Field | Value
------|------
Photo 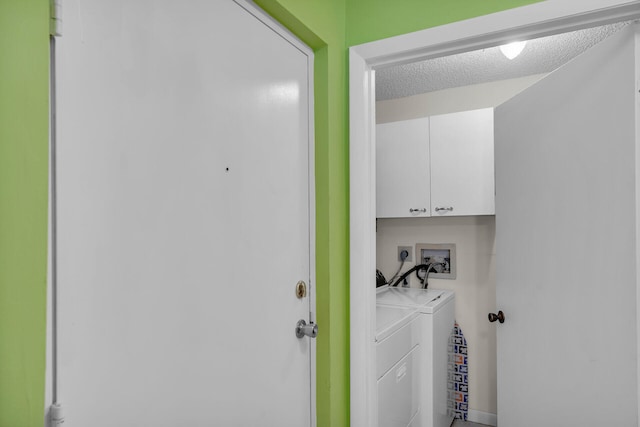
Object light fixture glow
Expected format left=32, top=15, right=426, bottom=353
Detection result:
left=500, top=41, right=527, bottom=60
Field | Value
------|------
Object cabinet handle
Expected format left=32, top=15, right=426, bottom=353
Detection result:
left=435, top=207, right=454, bottom=212
left=409, top=208, right=427, bottom=213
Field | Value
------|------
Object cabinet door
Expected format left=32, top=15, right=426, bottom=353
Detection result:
left=376, top=118, right=430, bottom=218
left=430, top=108, right=494, bottom=216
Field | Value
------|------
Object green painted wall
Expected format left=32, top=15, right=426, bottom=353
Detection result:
left=0, top=0, right=50, bottom=426
left=346, top=0, right=543, bottom=46
left=0, top=1, right=543, bottom=426
left=260, top=2, right=542, bottom=426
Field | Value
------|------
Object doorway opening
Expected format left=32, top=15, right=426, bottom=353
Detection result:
left=373, top=20, right=633, bottom=426
left=349, top=2, right=640, bottom=426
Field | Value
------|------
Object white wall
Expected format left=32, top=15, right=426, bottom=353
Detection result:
left=376, top=74, right=545, bottom=123
left=375, top=75, right=544, bottom=418
left=376, top=216, right=497, bottom=415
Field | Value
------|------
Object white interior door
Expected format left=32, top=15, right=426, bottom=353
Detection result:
left=494, top=24, right=638, bottom=426
left=55, top=1, right=314, bottom=426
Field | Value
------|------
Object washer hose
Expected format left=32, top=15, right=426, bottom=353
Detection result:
left=391, top=264, right=431, bottom=288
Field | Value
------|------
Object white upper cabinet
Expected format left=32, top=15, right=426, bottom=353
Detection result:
left=376, top=117, right=431, bottom=218
left=376, top=108, right=494, bottom=218
left=430, top=108, right=495, bottom=216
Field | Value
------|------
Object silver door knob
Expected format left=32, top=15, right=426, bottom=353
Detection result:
left=409, top=208, right=427, bottom=213
left=435, top=206, right=454, bottom=212
left=295, top=319, right=318, bottom=338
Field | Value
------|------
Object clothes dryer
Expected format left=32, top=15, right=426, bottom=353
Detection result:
left=377, top=287, right=455, bottom=427
left=376, top=305, right=421, bottom=427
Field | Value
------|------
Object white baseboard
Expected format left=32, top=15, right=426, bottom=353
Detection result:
left=468, top=409, right=497, bottom=426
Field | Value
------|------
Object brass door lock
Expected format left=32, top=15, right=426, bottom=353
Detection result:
left=295, top=281, right=307, bottom=299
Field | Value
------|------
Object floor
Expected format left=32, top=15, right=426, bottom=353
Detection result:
left=452, top=421, right=491, bottom=427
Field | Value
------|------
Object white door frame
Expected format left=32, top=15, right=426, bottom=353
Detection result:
left=348, top=1, right=640, bottom=426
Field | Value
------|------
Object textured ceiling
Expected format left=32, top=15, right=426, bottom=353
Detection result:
left=376, top=22, right=631, bottom=101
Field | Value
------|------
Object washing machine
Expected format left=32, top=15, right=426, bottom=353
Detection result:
left=376, top=305, right=421, bottom=427
left=376, top=286, right=455, bottom=427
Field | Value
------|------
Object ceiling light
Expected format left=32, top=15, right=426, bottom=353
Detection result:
left=500, top=41, right=527, bottom=60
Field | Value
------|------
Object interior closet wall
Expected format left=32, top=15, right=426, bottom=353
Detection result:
left=375, top=75, right=544, bottom=417
left=376, top=74, right=545, bottom=123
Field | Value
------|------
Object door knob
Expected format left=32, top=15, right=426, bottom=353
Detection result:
left=295, top=319, right=318, bottom=338
left=488, top=311, right=505, bottom=323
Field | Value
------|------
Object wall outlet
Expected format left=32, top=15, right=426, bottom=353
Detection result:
left=397, top=246, right=413, bottom=262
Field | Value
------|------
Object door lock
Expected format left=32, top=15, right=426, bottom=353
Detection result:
left=295, top=319, right=318, bottom=338
left=295, top=281, right=307, bottom=299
